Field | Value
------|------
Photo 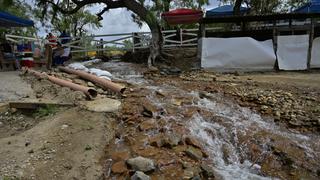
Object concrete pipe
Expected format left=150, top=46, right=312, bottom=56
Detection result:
left=59, top=66, right=126, bottom=94
left=26, top=69, right=97, bottom=99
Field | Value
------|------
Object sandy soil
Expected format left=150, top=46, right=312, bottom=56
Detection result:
left=0, top=70, right=118, bottom=180
left=0, top=107, right=115, bottom=179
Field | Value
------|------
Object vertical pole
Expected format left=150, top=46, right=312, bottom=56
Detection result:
left=199, top=23, right=206, bottom=38
left=84, top=36, right=87, bottom=57
left=180, top=28, right=183, bottom=46
left=273, top=20, right=279, bottom=70
left=45, top=44, right=52, bottom=70
left=307, top=18, right=314, bottom=70
left=197, top=23, right=206, bottom=69
left=132, top=33, right=135, bottom=53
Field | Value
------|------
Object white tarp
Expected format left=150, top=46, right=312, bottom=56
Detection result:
left=277, top=35, right=309, bottom=70
left=201, top=37, right=276, bottom=71
left=311, top=37, right=320, bottom=68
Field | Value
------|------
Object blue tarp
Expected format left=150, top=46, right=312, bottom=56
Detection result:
left=0, top=11, right=34, bottom=27
left=294, top=0, right=320, bottom=13
left=206, top=5, right=250, bottom=17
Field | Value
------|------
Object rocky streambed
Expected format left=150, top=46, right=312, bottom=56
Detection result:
left=93, top=62, right=320, bottom=180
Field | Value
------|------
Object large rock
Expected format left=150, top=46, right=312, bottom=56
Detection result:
left=111, top=151, right=130, bottom=161
left=131, top=171, right=151, bottom=180
left=80, top=98, right=121, bottom=112
left=126, top=156, right=155, bottom=172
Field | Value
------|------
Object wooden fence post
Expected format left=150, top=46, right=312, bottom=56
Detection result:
left=307, top=18, right=315, bottom=70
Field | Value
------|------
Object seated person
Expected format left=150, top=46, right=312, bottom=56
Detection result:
left=53, top=43, right=71, bottom=66
left=1, top=40, right=20, bottom=69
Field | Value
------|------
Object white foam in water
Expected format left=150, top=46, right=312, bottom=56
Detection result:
left=188, top=113, right=273, bottom=180
left=87, top=62, right=318, bottom=179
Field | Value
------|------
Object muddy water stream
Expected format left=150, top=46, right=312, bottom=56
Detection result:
left=97, top=61, right=320, bottom=179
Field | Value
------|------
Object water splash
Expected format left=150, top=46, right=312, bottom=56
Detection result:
left=94, top=61, right=319, bottom=180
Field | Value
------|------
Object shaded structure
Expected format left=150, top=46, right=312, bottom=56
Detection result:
left=294, top=0, right=320, bottom=13
left=0, top=11, right=34, bottom=27
left=206, top=5, right=250, bottom=17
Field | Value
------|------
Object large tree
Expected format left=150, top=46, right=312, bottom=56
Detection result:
left=36, top=0, right=209, bottom=66
left=37, top=0, right=165, bottom=66
left=51, top=8, right=102, bottom=37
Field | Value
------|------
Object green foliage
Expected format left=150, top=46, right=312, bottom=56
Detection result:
left=51, top=8, right=102, bottom=37
left=34, top=105, right=58, bottom=118
left=0, top=0, right=37, bottom=37
left=219, top=0, right=309, bottom=14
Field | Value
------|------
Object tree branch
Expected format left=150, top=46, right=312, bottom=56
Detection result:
left=45, top=0, right=102, bottom=14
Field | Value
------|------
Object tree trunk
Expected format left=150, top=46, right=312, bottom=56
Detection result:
left=234, top=0, right=244, bottom=15
left=123, top=0, right=162, bottom=67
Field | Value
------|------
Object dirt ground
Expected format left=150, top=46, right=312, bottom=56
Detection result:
left=0, top=65, right=319, bottom=180
left=0, top=71, right=117, bottom=179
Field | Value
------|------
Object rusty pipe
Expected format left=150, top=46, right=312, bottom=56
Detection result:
left=59, top=66, right=126, bottom=94
left=26, top=69, right=97, bottom=99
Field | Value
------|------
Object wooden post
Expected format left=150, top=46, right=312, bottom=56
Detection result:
left=273, top=20, right=279, bottom=70
left=132, top=33, right=135, bottom=53
left=180, top=28, right=183, bottom=46
left=199, top=23, right=206, bottom=38
left=307, top=18, right=315, bottom=70
left=45, top=44, right=52, bottom=70
left=197, top=23, right=205, bottom=69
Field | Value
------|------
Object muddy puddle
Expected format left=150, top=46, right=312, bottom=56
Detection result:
left=95, top=61, right=320, bottom=179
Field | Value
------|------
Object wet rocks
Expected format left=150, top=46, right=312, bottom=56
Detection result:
left=131, top=171, right=150, bottom=180
left=111, top=161, right=128, bottom=174
left=111, top=151, right=130, bottom=161
left=200, top=163, right=215, bottom=178
left=149, top=133, right=182, bottom=149
left=126, top=156, right=155, bottom=172
left=141, top=102, right=157, bottom=118
left=139, top=119, right=157, bottom=131
left=185, top=146, right=203, bottom=160
left=149, top=134, right=164, bottom=148
left=163, top=133, right=182, bottom=148
left=185, top=136, right=202, bottom=149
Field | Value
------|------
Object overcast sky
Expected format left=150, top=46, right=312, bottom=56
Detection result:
left=91, top=0, right=220, bottom=35
left=28, top=0, right=221, bottom=37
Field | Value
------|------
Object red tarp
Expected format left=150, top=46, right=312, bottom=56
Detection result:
left=161, top=8, right=203, bottom=25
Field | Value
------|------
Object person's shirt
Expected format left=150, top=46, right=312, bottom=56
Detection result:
left=2, top=42, right=12, bottom=53
left=47, top=35, right=57, bottom=47
left=61, top=47, right=70, bottom=57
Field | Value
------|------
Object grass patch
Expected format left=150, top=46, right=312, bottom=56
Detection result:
left=33, top=105, right=58, bottom=118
